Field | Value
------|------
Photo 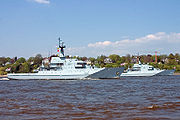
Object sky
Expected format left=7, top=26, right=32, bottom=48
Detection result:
left=0, top=0, right=180, bottom=58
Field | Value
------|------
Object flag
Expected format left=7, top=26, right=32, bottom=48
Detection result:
left=57, top=48, right=60, bottom=52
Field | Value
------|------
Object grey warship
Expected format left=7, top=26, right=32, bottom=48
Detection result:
left=8, top=38, right=124, bottom=80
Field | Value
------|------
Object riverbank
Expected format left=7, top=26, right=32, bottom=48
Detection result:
left=0, top=75, right=7, bottom=78
left=174, top=72, right=180, bottom=75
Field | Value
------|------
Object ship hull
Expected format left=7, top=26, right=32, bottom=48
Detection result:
left=8, top=74, right=88, bottom=80
left=121, top=69, right=175, bottom=77
left=155, top=69, right=175, bottom=76
left=87, top=67, right=124, bottom=79
left=8, top=67, right=124, bottom=80
left=121, top=70, right=164, bottom=77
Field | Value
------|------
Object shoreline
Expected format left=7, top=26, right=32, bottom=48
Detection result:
left=0, top=75, right=7, bottom=78
left=174, top=73, right=180, bottom=75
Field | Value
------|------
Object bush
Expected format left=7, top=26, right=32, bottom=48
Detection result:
left=175, top=65, right=180, bottom=72
left=18, top=62, right=30, bottom=73
left=0, top=67, right=7, bottom=75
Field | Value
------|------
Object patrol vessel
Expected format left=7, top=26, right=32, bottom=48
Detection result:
left=8, top=38, right=124, bottom=80
left=121, top=61, right=175, bottom=77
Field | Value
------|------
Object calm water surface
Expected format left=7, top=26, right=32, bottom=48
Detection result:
left=0, top=76, right=180, bottom=120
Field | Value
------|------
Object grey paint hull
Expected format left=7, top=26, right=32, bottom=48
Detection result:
left=8, top=74, right=88, bottom=80
left=87, top=67, right=124, bottom=79
left=8, top=67, right=125, bottom=80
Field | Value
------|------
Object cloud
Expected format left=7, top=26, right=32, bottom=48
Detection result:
left=65, top=32, right=180, bottom=57
left=33, top=0, right=50, bottom=4
left=88, top=41, right=112, bottom=47
left=88, top=32, right=180, bottom=48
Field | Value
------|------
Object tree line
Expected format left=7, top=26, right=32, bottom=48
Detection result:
left=0, top=53, right=180, bottom=75
left=77, top=53, right=180, bottom=72
left=0, top=54, right=43, bottom=75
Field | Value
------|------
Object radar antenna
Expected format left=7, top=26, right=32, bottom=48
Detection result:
left=58, top=37, right=66, bottom=57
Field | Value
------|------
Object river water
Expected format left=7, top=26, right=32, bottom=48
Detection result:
left=0, top=76, right=180, bottom=120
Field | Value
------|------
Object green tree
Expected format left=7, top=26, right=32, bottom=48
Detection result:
left=109, top=54, right=120, bottom=63
left=97, top=55, right=107, bottom=65
left=175, top=53, right=180, bottom=59
left=27, top=57, right=34, bottom=63
left=159, top=54, right=167, bottom=64
left=175, top=65, right=180, bottom=72
left=168, top=59, right=177, bottom=65
left=105, top=63, right=113, bottom=68
left=16, top=57, right=26, bottom=63
left=11, top=62, right=20, bottom=73
left=174, top=53, right=180, bottom=64
left=119, top=56, right=126, bottom=63
left=143, top=55, right=153, bottom=63
left=18, top=62, right=30, bottom=73
left=125, top=54, right=131, bottom=63
left=0, top=57, right=8, bottom=67
left=34, top=54, right=43, bottom=66
left=168, top=53, right=175, bottom=59
left=124, top=63, right=133, bottom=69
left=89, top=57, right=96, bottom=65
left=6, top=57, right=11, bottom=63
left=0, top=67, right=7, bottom=75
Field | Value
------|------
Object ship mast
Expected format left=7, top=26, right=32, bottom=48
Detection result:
left=58, top=37, right=66, bottom=57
